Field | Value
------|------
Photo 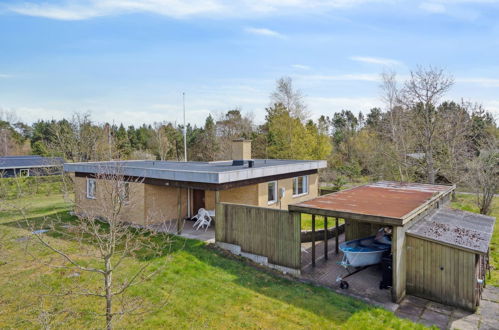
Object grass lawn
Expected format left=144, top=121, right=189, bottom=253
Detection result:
left=301, top=214, right=345, bottom=231
left=451, top=193, right=499, bottom=287
left=0, top=195, right=428, bottom=329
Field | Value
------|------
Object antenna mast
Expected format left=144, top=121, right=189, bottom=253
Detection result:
left=183, top=92, right=187, bottom=162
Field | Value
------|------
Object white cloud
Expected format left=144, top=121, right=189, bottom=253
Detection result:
left=350, top=56, right=403, bottom=66
left=419, top=2, right=447, bottom=13
left=5, top=0, right=386, bottom=20
left=456, top=77, right=499, bottom=87
left=291, top=64, right=311, bottom=70
left=0, top=74, right=13, bottom=78
left=244, top=27, right=284, bottom=38
left=6, top=0, right=226, bottom=20
left=298, top=73, right=380, bottom=82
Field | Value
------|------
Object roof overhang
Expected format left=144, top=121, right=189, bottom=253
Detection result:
left=64, top=160, right=326, bottom=185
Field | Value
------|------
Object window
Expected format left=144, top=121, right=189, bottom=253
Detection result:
left=267, top=181, right=277, bottom=204
left=293, top=175, right=309, bottom=196
left=118, top=181, right=130, bottom=203
left=86, top=178, right=96, bottom=199
left=19, top=169, right=30, bottom=177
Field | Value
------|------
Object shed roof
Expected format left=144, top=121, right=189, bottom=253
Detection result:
left=289, top=181, right=454, bottom=225
left=64, top=159, right=327, bottom=184
left=0, top=156, right=64, bottom=169
left=407, top=207, right=496, bottom=254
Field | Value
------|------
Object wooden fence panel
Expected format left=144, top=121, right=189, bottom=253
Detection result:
left=216, top=203, right=301, bottom=270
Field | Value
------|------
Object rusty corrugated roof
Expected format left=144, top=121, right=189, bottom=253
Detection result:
left=407, top=207, right=496, bottom=254
left=293, top=181, right=453, bottom=220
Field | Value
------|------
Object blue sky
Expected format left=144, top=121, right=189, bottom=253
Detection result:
left=0, top=0, right=498, bottom=127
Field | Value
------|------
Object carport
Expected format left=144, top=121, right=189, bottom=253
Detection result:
left=289, top=181, right=455, bottom=304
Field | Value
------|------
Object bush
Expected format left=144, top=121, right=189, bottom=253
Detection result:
left=0, top=175, right=64, bottom=199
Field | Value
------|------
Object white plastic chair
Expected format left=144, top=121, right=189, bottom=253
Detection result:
left=192, top=208, right=212, bottom=231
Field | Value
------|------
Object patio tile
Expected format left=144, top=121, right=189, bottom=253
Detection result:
left=397, top=300, right=424, bottom=317
left=404, top=295, right=430, bottom=308
left=421, top=309, right=450, bottom=330
left=449, top=318, right=478, bottom=330
left=427, top=301, right=454, bottom=316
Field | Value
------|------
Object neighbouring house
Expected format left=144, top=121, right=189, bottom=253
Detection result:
left=0, top=155, right=64, bottom=178
left=63, top=139, right=327, bottom=230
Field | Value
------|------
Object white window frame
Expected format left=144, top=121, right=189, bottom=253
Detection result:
left=293, top=175, right=309, bottom=197
left=19, top=169, right=30, bottom=177
left=118, top=181, right=130, bottom=203
left=267, top=181, right=278, bottom=205
left=86, top=178, right=96, bottom=199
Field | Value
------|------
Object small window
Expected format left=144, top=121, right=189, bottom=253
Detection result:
left=268, top=181, right=277, bottom=204
left=293, top=175, right=309, bottom=196
left=86, top=178, right=96, bottom=199
left=19, top=169, right=30, bottom=177
left=118, top=181, right=130, bottom=203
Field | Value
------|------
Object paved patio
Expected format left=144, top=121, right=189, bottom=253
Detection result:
left=300, top=235, right=396, bottom=310
left=149, top=219, right=215, bottom=242
left=395, top=286, right=499, bottom=329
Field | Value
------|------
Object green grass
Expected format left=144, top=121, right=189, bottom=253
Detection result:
left=451, top=193, right=499, bottom=287
left=301, top=214, right=345, bottom=231
left=0, top=175, right=64, bottom=200
left=0, top=195, right=427, bottom=329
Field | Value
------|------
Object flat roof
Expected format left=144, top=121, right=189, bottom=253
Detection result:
left=407, top=207, right=496, bottom=254
left=0, top=156, right=64, bottom=169
left=64, top=159, right=327, bottom=184
left=289, top=181, right=454, bottom=225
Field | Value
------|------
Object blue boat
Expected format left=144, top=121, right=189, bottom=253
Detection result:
left=339, top=236, right=391, bottom=267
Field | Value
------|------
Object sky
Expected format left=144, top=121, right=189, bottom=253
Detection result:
left=0, top=0, right=498, bottom=127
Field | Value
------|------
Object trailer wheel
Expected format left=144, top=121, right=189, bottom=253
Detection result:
left=340, top=281, right=349, bottom=289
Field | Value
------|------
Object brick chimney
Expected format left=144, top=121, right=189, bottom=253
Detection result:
left=231, top=139, right=252, bottom=161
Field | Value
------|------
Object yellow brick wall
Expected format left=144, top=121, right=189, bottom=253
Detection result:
left=257, top=173, right=318, bottom=210
left=74, top=176, right=145, bottom=224
left=144, top=185, right=188, bottom=224
left=73, top=172, right=319, bottom=224
left=205, top=184, right=259, bottom=210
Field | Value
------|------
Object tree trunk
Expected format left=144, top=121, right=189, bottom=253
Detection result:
left=105, top=258, right=113, bottom=330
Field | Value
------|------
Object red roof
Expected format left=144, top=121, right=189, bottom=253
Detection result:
left=293, top=181, right=453, bottom=220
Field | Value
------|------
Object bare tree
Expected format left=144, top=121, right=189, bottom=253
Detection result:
left=380, top=70, right=412, bottom=181
left=27, top=166, right=171, bottom=329
left=401, top=66, right=454, bottom=184
left=152, top=122, right=171, bottom=160
left=466, top=135, right=498, bottom=215
left=271, top=76, right=309, bottom=121
left=50, top=112, right=104, bottom=162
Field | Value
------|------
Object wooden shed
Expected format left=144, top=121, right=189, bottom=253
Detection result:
left=406, top=207, right=495, bottom=311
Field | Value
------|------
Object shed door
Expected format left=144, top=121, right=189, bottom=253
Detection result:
left=193, top=189, right=205, bottom=214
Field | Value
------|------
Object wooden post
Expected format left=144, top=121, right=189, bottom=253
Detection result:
left=176, top=187, right=182, bottom=235
left=324, top=216, right=328, bottom=260
left=335, top=217, right=339, bottom=254
left=312, top=214, right=316, bottom=267
left=215, top=190, right=220, bottom=204
left=392, top=225, right=406, bottom=303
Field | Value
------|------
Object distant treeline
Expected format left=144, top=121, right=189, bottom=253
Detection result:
left=1, top=70, right=498, bottom=209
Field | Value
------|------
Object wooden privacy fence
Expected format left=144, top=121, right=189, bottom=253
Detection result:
left=215, top=203, right=301, bottom=270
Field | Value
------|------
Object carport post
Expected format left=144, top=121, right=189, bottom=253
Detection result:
left=324, top=216, right=328, bottom=260
left=312, top=214, right=316, bottom=267
left=392, top=225, right=406, bottom=303
left=335, top=217, right=339, bottom=254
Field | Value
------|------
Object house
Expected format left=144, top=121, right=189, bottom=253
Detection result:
left=63, top=139, right=327, bottom=230
left=0, top=155, right=64, bottom=178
